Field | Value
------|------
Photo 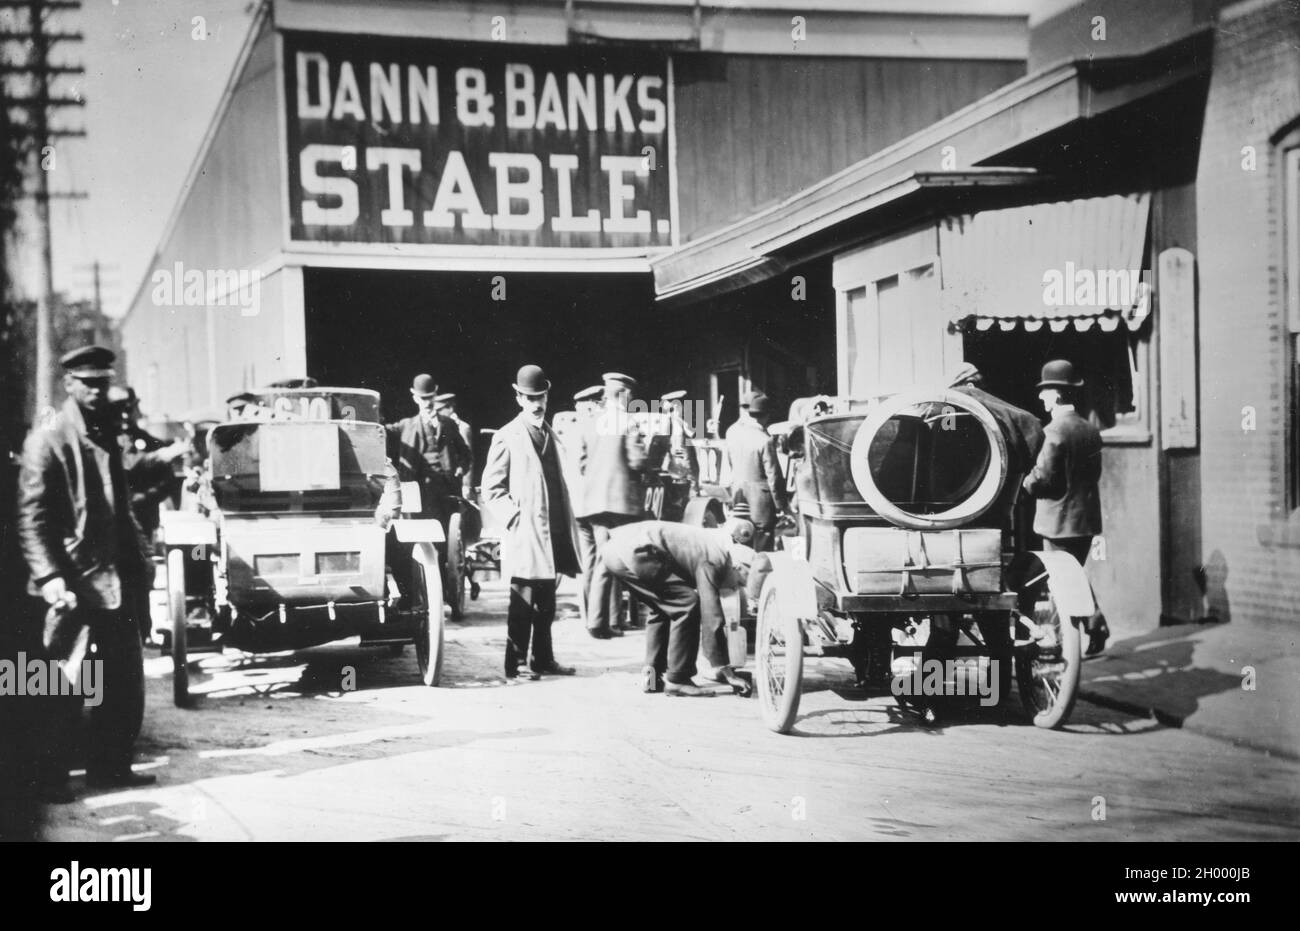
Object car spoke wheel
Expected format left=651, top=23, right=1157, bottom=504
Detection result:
left=1015, top=594, right=1081, bottom=729
left=412, top=543, right=445, bottom=686
left=755, top=582, right=804, bottom=734
left=167, top=548, right=190, bottom=708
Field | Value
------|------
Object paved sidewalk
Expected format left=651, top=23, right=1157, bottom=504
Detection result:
left=1078, top=619, right=1300, bottom=760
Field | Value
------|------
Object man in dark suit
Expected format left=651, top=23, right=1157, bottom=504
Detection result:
left=1022, top=359, right=1109, bottom=655
left=17, top=346, right=156, bottom=798
left=576, top=372, right=648, bottom=638
left=724, top=391, right=788, bottom=552
left=481, top=365, right=581, bottom=679
left=602, top=520, right=756, bottom=696
left=385, top=374, right=472, bottom=601
left=433, top=392, right=475, bottom=500
left=949, top=363, right=1045, bottom=543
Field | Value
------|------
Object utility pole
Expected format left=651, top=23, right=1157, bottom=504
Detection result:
left=1, top=0, right=85, bottom=422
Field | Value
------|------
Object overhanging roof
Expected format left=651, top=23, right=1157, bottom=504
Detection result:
left=650, top=28, right=1211, bottom=303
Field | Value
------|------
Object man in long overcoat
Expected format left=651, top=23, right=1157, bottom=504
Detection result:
left=481, top=365, right=582, bottom=679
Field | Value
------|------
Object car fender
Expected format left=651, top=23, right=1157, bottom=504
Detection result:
left=393, top=519, right=446, bottom=544
left=762, top=551, right=817, bottom=619
left=1031, top=549, right=1096, bottom=618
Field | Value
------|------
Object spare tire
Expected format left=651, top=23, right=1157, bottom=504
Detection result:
left=848, top=388, right=1008, bottom=530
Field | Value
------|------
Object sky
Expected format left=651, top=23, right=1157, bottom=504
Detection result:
left=11, top=0, right=257, bottom=317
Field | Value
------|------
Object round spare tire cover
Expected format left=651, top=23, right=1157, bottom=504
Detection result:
left=848, top=388, right=1008, bottom=530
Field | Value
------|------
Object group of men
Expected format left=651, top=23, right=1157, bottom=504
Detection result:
left=5, top=342, right=1109, bottom=819
left=479, top=366, right=761, bottom=695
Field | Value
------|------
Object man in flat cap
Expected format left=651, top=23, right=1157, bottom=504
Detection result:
left=724, top=391, right=788, bottom=552
left=17, top=345, right=156, bottom=797
left=1022, top=359, right=1109, bottom=655
left=385, top=374, right=472, bottom=599
left=481, top=365, right=582, bottom=678
left=948, top=362, right=1045, bottom=537
left=575, top=372, right=649, bottom=638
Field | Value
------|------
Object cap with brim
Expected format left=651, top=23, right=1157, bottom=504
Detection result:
left=433, top=392, right=456, bottom=404
left=573, top=385, right=603, bottom=402
left=602, top=372, right=637, bottom=389
left=660, top=389, right=686, bottom=402
left=60, top=345, right=115, bottom=378
left=741, top=391, right=771, bottom=414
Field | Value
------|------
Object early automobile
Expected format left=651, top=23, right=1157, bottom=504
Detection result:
left=751, top=388, right=1096, bottom=734
left=158, top=386, right=450, bottom=707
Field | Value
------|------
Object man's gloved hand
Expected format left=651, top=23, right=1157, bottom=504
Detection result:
left=40, top=577, right=77, bottom=609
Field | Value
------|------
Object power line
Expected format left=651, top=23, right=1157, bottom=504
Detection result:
left=1, top=0, right=85, bottom=419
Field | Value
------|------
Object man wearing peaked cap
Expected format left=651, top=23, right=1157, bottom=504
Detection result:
left=602, top=372, right=637, bottom=390
left=1022, top=359, right=1109, bottom=656
left=652, top=389, right=700, bottom=492
left=725, top=391, right=788, bottom=552
left=17, top=345, right=157, bottom=796
left=578, top=370, right=649, bottom=637
left=434, top=392, right=475, bottom=500
left=552, top=384, right=605, bottom=623
left=60, top=344, right=116, bottom=378
left=481, top=365, right=581, bottom=679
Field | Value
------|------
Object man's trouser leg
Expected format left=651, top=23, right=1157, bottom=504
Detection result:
left=86, top=608, right=146, bottom=778
left=746, top=484, right=778, bottom=553
left=605, top=558, right=700, bottom=685
left=507, top=578, right=557, bottom=673
left=699, top=597, right=731, bottom=671
left=1043, top=536, right=1106, bottom=635
left=576, top=517, right=597, bottom=626
left=527, top=580, right=557, bottom=671
left=586, top=514, right=637, bottom=633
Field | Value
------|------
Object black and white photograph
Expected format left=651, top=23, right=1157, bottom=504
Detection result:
left=0, top=0, right=1296, bottom=877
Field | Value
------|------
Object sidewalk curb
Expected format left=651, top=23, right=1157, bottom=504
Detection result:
left=1076, top=689, right=1300, bottom=762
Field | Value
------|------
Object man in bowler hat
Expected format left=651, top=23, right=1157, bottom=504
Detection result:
left=386, top=374, right=472, bottom=600
left=1022, top=359, right=1109, bottom=655
left=481, top=365, right=581, bottom=679
left=17, top=345, right=156, bottom=797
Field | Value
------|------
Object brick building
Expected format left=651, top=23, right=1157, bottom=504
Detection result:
left=1195, top=0, right=1300, bottom=625
left=651, top=0, right=1300, bottom=629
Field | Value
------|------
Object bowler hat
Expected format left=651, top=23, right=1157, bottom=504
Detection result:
left=60, top=345, right=115, bottom=378
left=741, top=391, right=771, bottom=415
left=410, top=374, right=438, bottom=397
left=513, top=364, right=551, bottom=395
left=1037, top=359, right=1084, bottom=389
left=602, top=372, right=637, bottom=389
left=573, top=385, right=602, bottom=402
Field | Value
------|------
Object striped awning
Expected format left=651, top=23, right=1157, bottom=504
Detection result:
left=940, top=193, right=1152, bottom=333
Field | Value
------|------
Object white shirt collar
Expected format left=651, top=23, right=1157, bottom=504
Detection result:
left=1051, top=403, right=1076, bottom=419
